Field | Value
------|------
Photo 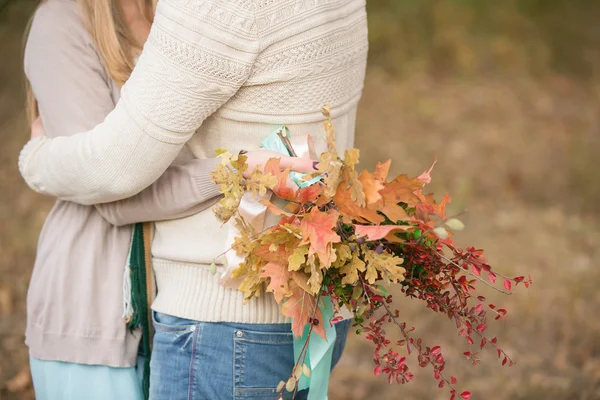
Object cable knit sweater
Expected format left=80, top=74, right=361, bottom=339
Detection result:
left=19, top=0, right=368, bottom=324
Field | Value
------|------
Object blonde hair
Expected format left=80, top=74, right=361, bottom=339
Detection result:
left=25, top=0, right=158, bottom=123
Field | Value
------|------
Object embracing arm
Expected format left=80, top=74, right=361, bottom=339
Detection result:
left=20, top=0, right=222, bottom=224
left=19, top=0, right=259, bottom=205
left=94, top=158, right=220, bottom=226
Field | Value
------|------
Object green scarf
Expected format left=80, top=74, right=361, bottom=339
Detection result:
left=127, top=223, right=152, bottom=400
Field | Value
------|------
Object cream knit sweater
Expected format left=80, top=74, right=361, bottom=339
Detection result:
left=20, top=0, right=368, bottom=324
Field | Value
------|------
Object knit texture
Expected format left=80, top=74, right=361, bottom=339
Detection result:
left=20, top=0, right=369, bottom=325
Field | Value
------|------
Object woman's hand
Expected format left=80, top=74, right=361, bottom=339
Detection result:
left=243, top=150, right=316, bottom=178
left=30, top=117, right=45, bottom=139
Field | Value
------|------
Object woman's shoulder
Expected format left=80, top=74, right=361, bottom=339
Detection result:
left=27, top=0, right=93, bottom=52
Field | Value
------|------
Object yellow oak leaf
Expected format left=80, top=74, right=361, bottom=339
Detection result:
left=340, top=256, right=366, bottom=285
left=288, top=245, right=309, bottom=271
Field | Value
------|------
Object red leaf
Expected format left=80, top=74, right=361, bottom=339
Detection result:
left=504, top=279, right=512, bottom=291
left=467, top=336, right=474, bottom=345
left=460, top=391, right=472, bottom=399
left=472, top=265, right=481, bottom=276
left=476, top=323, right=487, bottom=333
left=438, top=380, right=445, bottom=388
left=488, top=272, right=496, bottom=284
left=374, top=366, right=382, bottom=376
left=502, top=357, right=507, bottom=366
left=431, top=346, right=442, bottom=355
left=480, top=337, right=487, bottom=349
left=450, top=376, right=457, bottom=385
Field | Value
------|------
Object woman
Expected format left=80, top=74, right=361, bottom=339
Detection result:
left=20, top=0, right=367, bottom=398
left=23, top=0, right=319, bottom=399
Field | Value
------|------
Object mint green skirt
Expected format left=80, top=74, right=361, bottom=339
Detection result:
left=29, top=355, right=144, bottom=400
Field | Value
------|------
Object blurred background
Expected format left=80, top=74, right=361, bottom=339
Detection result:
left=1, top=0, right=599, bottom=399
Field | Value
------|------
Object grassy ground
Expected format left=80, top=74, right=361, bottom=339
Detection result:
left=1, top=1, right=600, bottom=399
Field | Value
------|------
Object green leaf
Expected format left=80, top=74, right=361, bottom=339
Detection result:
left=374, top=285, right=389, bottom=297
left=351, top=285, right=363, bottom=301
left=209, top=263, right=217, bottom=275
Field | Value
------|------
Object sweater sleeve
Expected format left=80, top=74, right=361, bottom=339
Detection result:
left=19, top=0, right=259, bottom=205
left=94, top=158, right=220, bottom=226
left=20, top=0, right=222, bottom=224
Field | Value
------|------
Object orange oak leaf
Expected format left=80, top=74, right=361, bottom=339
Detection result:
left=377, top=200, right=411, bottom=223
left=373, top=160, right=391, bottom=183
left=358, top=170, right=384, bottom=205
left=334, top=180, right=384, bottom=224
left=259, top=262, right=292, bottom=303
left=282, top=280, right=326, bottom=339
left=300, top=208, right=342, bottom=266
left=264, top=158, right=295, bottom=200
left=284, top=202, right=301, bottom=214
left=378, top=174, right=425, bottom=207
left=254, top=243, right=292, bottom=265
left=260, top=199, right=293, bottom=217
left=296, top=184, right=322, bottom=204
left=416, top=192, right=451, bottom=220
left=354, top=224, right=412, bottom=241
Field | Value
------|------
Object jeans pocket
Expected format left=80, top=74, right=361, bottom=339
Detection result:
left=233, top=327, right=295, bottom=399
left=151, top=311, right=199, bottom=353
left=152, top=311, right=197, bottom=333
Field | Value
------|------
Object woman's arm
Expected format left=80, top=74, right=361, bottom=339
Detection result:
left=19, top=0, right=260, bottom=205
left=94, top=158, right=220, bottom=226
left=21, top=1, right=222, bottom=225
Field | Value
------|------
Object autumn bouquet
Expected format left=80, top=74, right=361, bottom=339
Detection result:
left=210, top=107, right=531, bottom=400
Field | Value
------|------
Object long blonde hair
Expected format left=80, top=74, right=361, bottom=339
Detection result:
left=25, top=0, right=158, bottom=123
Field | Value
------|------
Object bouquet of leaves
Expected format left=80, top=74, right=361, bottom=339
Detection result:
left=210, top=106, right=531, bottom=399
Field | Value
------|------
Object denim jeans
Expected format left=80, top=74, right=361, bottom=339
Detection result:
left=150, top=311, right=351, bottom=400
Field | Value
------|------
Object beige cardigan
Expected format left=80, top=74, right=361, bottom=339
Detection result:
left=20, top=0, right=367, bottom=333
left=23, top=0, right=220, bottom=367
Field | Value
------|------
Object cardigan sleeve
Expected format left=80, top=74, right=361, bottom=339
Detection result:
left=19, top=0, right=259, bottom=205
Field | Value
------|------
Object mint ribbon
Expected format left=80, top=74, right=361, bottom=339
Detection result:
left=259, top=126, right=321, bottom=188
left=293, top=296, right=336, bottom=400
left=260, top=127, right=335, bottom=399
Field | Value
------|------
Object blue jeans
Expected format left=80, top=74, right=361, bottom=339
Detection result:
left=150, top=312, right=351, bottom=400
